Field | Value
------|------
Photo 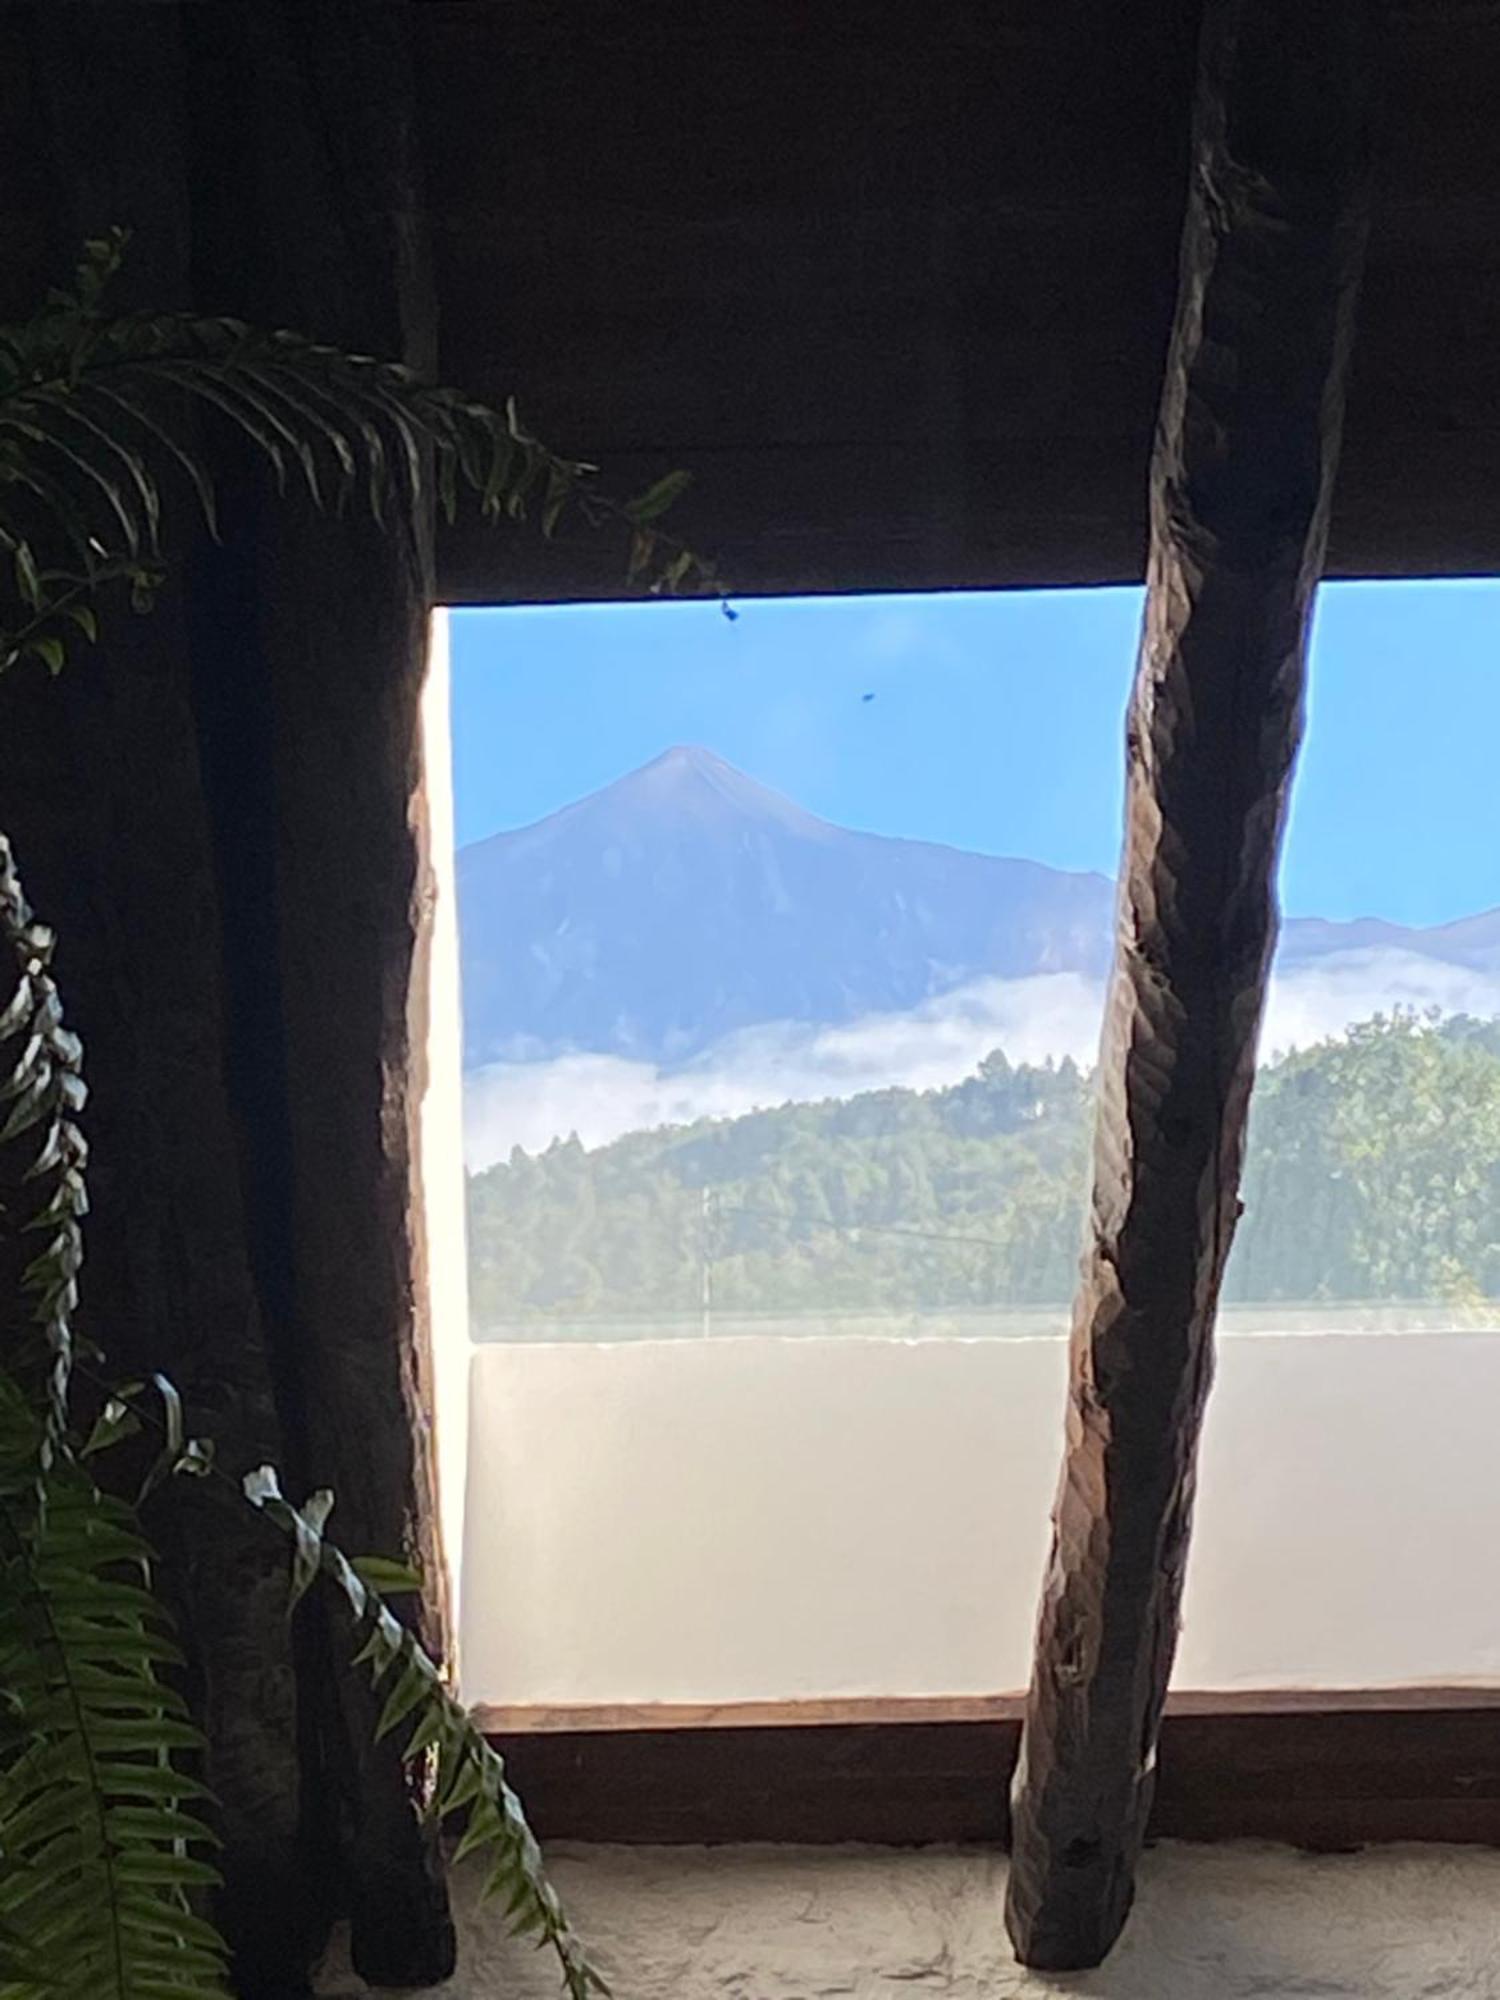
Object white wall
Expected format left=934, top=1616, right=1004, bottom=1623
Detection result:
left=461, top=1329, right=1500, bottom=1705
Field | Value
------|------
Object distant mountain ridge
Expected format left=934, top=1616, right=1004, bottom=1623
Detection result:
left=456, top=745, right=1500, bottom=1070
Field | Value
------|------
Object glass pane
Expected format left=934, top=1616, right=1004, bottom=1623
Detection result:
left=446, top=582, right=1500, bottom=1707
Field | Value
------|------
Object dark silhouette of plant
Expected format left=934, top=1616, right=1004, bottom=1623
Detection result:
left=0, top=231, right=682, bottom=1998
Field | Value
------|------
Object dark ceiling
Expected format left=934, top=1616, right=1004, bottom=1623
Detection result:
left=417, top=1, right=1500, bottom=601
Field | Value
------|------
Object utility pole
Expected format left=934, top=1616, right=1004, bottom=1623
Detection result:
left=700, top=1186, right=715, bottom=1339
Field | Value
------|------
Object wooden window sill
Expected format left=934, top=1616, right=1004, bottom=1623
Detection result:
left=479, top=1692, right=1500, bottom=1848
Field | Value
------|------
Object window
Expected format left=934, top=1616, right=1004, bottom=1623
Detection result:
left=432, top=582, right=1500, bottom=1722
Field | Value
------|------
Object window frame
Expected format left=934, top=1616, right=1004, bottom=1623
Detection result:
left=438, top=597, right=1500, bottom=1850
left=480, top=1692, right=1500, bottom=1847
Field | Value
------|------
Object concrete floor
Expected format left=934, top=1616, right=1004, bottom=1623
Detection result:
left=316, top=1841, right=1500, bottom=1998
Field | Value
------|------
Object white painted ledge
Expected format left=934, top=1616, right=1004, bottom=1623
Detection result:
left=461, top=1329, right=1500, bottom=1706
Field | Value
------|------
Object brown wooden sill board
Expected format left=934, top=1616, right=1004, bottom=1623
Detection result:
left=476, top=1688, right=1500, bottom=1735
left=479, top=1692, right=1500, bottom=1848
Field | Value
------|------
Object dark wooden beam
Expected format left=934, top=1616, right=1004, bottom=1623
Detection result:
left=473, top=1689, right=1500, bottom=1736
left=1, top=7, right=456, bottom=1992
left=480, top=1697, right=1500, bottom=1850
left=178, top=5, right=456, bottom=1988
left=407, top=0, right=1500, bottom=599
left=1003, top=0, right=1382, bottom=1971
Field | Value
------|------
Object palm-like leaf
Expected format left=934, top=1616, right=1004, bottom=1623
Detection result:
left=0, top=234, right=613, bottom=2000
left=0, top=1373, right=229, bottom=2000
left=0, top=835, right=87, bottom=1466
left=0, top=229, right=718, bottom=679
left=0, top=837, right=225, bottom=2000
left=244, top=1470, right=609, bottom=1999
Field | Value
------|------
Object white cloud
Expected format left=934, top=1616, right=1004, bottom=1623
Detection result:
left=461, top=947, right=1500, bottom=1171
left=462, top=972, right=1103, bottom=1170
left=1261, top=948, right=1500, bottom=1057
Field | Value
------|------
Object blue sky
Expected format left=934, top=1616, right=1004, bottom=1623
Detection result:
left=449, top=580, right=1500, bottom=928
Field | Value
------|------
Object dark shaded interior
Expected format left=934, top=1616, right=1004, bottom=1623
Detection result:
left=418, top=0, right=1500, bottom=598
left=0, top=1, right=1496, bottom=1990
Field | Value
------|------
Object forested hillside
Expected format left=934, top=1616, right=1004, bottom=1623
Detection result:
left=465, top=1012, right=1500, bottom=1324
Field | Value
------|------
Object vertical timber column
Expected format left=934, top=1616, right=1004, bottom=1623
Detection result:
left=5, top=11, right=324, bottom=1994
left=1005, top=0, right=1381, bottom=1971
left=180, top=3, right=455, bottom=1986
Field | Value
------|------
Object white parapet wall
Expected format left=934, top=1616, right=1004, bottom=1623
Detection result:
left=461, top=1328, right=1500, bottom=1706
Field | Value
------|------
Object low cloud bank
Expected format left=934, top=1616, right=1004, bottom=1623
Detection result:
left=1259, top=948, right=1500, bottom=1056
left=463, top=973, right=1103, bottom=1168
left=462, top=948, right=1500, bottom=1172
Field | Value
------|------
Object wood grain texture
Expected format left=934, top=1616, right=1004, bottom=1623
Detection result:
left=475, top=1689, right=1500, bottom=1735
left=5, top=4, right=1499, bottom=597
left=483, top=1703, right=1500, bottom=1850
left=406, top=0, right=1500, bottom=598
left=476, top=1697, right=1028, bottom=1733
left=0, top=15, right=326, bottom=1993
left=1004, top=0, right=1382, bottom=1971
left=178, top=4, right=456, bottom=1988
left=0, top=6, right=454, bottom=1992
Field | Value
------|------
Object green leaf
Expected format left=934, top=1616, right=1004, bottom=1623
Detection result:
left=627, top=528, right=655, bottom=582
left=624, top=468, right=692, bottom=525
left=11, top=542, right=40, bottom=610
left=135, top=1374, right=191, bottom=1503
left=0, top=232, right=711, bottom=2000
left=350, top=1555, right=422, bottom=1595
left=374, top=1652, right=430, bottom=1742
left=80, top=1396, right=142, bottom=1460
left=83, top=382, right=221, bottom=541
left=0, top=264, right=719, bottom=698
left=248, top=1473, right=607, bottom=1995
left=171, top=1438, right=214, bottom=1482
left=0, top=1382, right=231, bottom=1998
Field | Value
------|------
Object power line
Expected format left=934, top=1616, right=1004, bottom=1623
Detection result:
left=693, top=1191, right=1010, bottom=1337
left=709, top=1196, right=1012, bottom=1253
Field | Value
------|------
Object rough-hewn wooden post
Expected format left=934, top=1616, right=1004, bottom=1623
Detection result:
left=3, top=6, right=456, bottom=1992
left=179, top=4, right=456, bottom=1987
left=1005, top=0, right=1381, bottom=1970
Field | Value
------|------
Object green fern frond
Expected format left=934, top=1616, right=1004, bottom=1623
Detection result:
left=0, top=1370, right=229, bottom=2000
left=0, top=834, right=87, bottom=1469
left=0, top=838, right=226, bottom=1999
left=0, top=227, right=722, bottom=679
left=0, top=234, right=613, bottom=1998
left=244, top=1469, right=610, bottom=2000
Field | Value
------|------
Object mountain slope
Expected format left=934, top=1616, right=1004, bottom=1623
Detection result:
left=457, top=747, right=1116, bottom=1065
left=456, top=745, right=1500, bottom=1069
